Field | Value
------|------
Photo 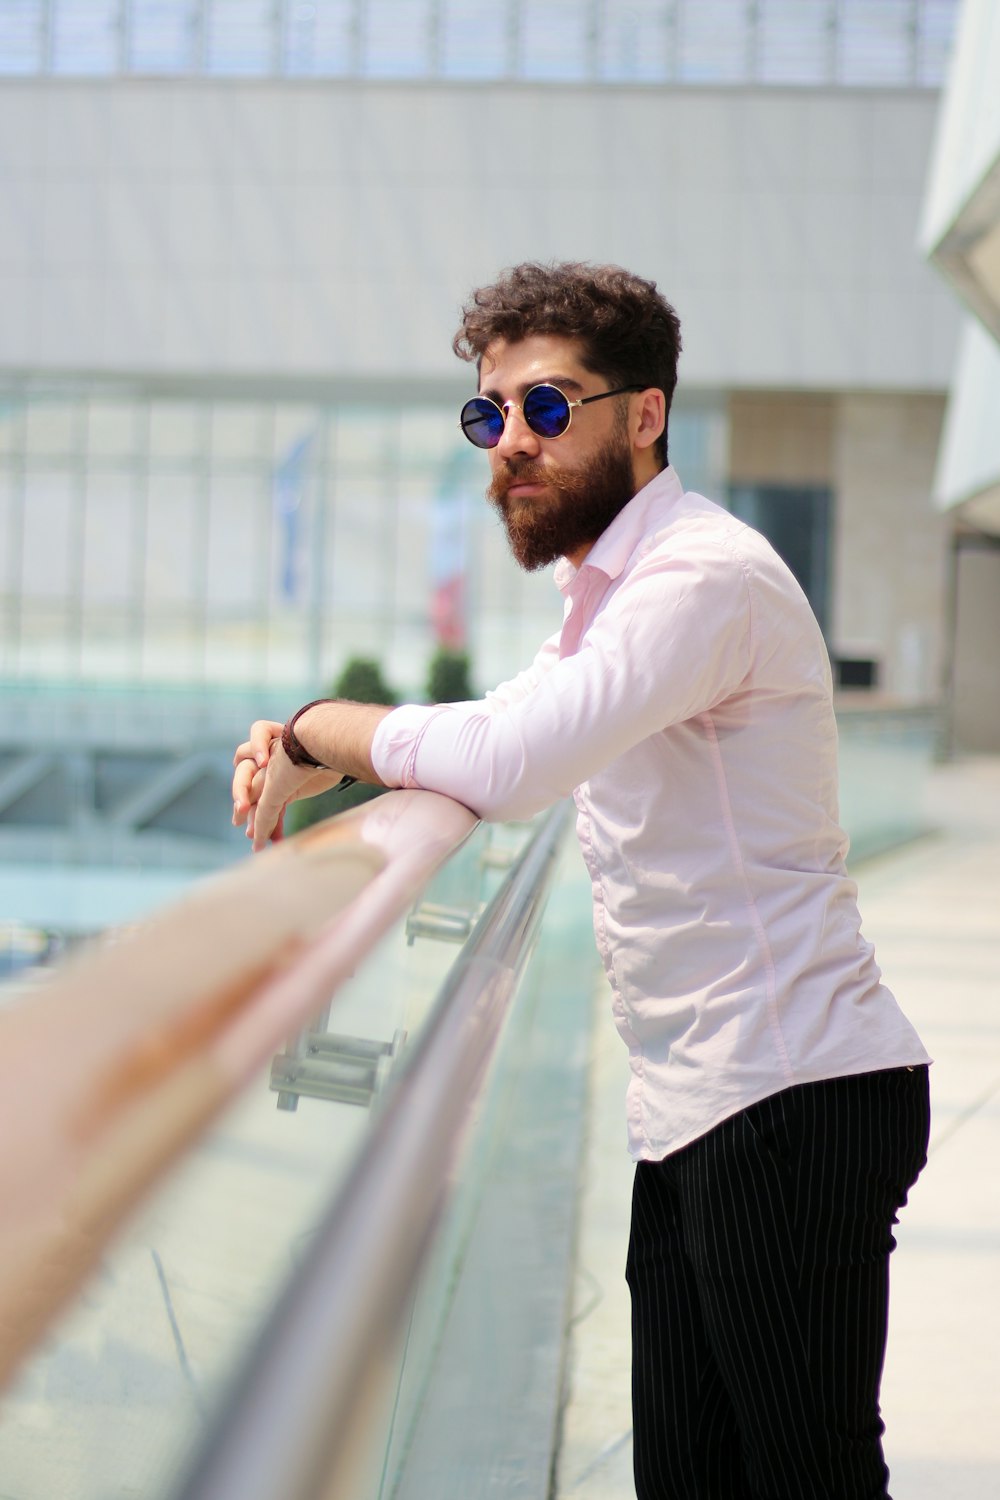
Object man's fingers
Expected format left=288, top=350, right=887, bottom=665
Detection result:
left=252, top=784, right=281, bottom=852
left=232, top=722, right=281, bottom=822
left=250, top=720, right=283, bottom=767
left=232, top=720, right=283, bottom=769
left=232, top=756, right=266, bottom=823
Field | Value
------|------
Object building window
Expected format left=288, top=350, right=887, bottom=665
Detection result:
left=728, top=483, right=832, bottom=635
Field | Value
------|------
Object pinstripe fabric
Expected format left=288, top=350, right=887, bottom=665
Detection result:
left=627, top=1066, right=930, bottom=1500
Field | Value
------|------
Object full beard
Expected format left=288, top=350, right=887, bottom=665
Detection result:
left=487, top=423, right=638, bottom=572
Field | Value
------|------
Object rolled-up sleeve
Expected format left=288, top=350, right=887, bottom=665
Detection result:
left=370, top=533, right=752, bottom=822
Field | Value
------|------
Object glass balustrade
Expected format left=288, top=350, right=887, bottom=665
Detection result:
left=837, top=702, right=939, bottom=865
left=0, top=802, right=598, bottom=1500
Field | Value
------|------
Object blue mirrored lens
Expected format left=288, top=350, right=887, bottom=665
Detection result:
left=460, top=398, right=504, bottom=448
left=523, top=385, right=571, bottom=437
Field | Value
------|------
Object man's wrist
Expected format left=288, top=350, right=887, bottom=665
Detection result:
left=281, top=699, right=334, bottom=768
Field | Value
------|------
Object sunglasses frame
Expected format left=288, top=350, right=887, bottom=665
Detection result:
left=459, top=382, right=644, bottom=449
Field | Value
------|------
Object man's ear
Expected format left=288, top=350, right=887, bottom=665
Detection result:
left=633, top=389, right=666, bottom=452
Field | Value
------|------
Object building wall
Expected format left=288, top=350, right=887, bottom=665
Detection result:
left=0, top=79, right=959, bottom=391
left=833, top=394, right=949, bottom=701
left=729, top=393, right=835, bottom=486
left=0, top=75, right=964, bottom=702
left=953, top=547, right=1000, bottom=751
left=730, top=391, right=948, bottom=703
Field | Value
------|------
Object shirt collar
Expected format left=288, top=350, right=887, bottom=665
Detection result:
left=554, top=465, right=685, bottom=593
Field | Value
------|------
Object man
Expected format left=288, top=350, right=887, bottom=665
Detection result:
left=233, top=262, right=930, bottom=1500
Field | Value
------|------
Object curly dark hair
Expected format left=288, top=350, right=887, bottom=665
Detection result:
left=453, top=261, right=682, bottom=467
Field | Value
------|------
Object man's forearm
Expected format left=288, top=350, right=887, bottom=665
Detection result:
left=292, top=700, right=394, bottom=785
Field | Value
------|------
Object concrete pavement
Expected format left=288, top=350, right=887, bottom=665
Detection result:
left=555, top=755, right=1000, bottom=1500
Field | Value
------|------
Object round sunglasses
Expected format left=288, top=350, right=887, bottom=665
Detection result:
left=459, top=382, right=643, bottom=450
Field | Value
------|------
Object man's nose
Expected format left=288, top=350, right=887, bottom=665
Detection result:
left=496, top=403, right=541, bottom=461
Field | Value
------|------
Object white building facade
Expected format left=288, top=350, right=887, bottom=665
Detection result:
left=0, top=1, right=965, bottom=709
left=922, top=0, right=1000, bottom=750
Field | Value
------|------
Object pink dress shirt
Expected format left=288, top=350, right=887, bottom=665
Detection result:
left=371, top=465, right=930, bottom=1158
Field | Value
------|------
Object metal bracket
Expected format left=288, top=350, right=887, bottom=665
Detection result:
left=404, top=901, right=479, bottom=945
left=404, top=825, right=520, bottom=945
left=270, top=1028, right=407, bottom=1111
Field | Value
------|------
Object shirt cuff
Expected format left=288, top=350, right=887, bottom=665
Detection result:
left=370, top=703, right=449, bottom=789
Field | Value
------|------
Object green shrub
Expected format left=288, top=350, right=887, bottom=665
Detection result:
left=426, top=646, right=474, bottom=704
left=332, top=657, right=398, bottom=707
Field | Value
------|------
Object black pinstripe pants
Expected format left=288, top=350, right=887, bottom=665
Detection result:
left=627, top=1066, right=930, bottom=1500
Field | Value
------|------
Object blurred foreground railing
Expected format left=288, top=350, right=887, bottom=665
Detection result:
left=0, top=788, right=588, bottom=1500
left=0, top=789, right=478, bottom=1389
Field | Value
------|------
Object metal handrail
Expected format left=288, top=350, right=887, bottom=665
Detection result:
left=0, top=787, right=477, bottom=1389
left=170, top=797, right=573, bottom=1500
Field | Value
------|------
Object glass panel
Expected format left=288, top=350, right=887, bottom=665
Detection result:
left=837, top=0, right=914, bottom=85
left=284, top=0, right=354, bottom=75
left=0, top=396, right=23, bottom=456
left=210, top=402, right=267, bottom=463
left=82, top=473, right=136, bottom=606
left=204, top=0, right=274, bottom=74
left=598, top=0, right=672, bottom=82
left=374, top=843, right=594, bottom=1496
left=678, top=0, right=750, bottom=82
left=0, top=820, right=542, bottom=1500
left=128, top=0, right=199, bottom=72
left=270, top=420, right=318, bottom=610
left=439, top=0, right=510, bottom=79
left=21, top=472, right=75, bottom=601
left=24, top=397, right=81, bottom=460
left=757, top=0, right=832, bottom=84
left=143, top=472, right=202, bottom=608
left=335, top=407, right=395, bottom=475
left=86, top=399, right=138, bottom=459
left=0, top=471, right=16, bottom=601
left=418, top=437, right=481, bottom=660
left=916, top=0, right=959, bottom=85
left=0, top=0, right=966, bottom=82
left=520, top=0, right=591, bottom=81
left=472, top=498, right=561, bottom=686
left=13, top=604, right=75, bottom=675
left=669, top=397, right=728, bottom=507
left=364, top=0, right=434, bottom=77
left=0, top=471, right=23, bottom=676
left=50, top=0, right=119, bottom=73
left=837, top=707, right=937, bottom=863
left=205, top=474, right=267, bottom=610
left=396, top=407, right=463, bottom=472
left=327, top=474, right=392, bottom=614
left=271, top=405, right=321, bottom=461
left=265, top=611, right=311, bottom=688
left=0, top=0, right=42, bottom=75
left=149, top=400, right=202, bottom=461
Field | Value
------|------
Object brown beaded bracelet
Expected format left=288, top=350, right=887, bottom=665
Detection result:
left=281, top=699, right=333, bottom=769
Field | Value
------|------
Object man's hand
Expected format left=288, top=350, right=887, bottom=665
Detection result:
left=231, top=719, right=344, bottom=851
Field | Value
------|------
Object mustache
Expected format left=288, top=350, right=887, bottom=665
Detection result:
left=486, top=461, right=548, bottom=505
